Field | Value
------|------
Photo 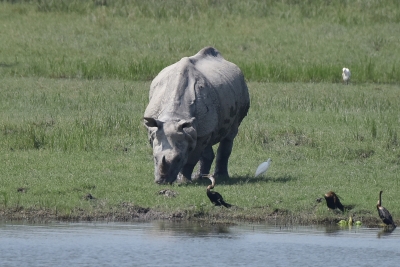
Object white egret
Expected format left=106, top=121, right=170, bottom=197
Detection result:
left=255, top=158, right=272, bottom=177
left=342, top=67, right=351, bottom=85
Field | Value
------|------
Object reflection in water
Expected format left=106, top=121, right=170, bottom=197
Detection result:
left=1, top=221, right=400, bottom=267
left=377, top=227, right=396, bottom=238
left=154, top=221, right=232, bottom=238
left=323, top=225, right=342, bottom=235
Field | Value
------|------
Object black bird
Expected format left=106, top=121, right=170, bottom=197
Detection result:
left=377, top=191, right=396, bottom=228
left=204, top=174, right=231, bottom=208
left=324, top=191, right=344, bottom=212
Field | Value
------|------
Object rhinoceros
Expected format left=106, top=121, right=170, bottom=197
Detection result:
left=143, top=47, right=250, bottom=184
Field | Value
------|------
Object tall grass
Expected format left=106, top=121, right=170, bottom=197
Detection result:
left=5, top=0, right=400, bottom=24
left=1, top=0, right=399, bottom=83
left=0, top=79, right=148, bottom=151
left=237, top=83, right=400, bottom=161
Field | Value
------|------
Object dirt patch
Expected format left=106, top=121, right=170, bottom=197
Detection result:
left=0, top=204, right=184, bottom=223
left=0, top=204, right=389, bottom=227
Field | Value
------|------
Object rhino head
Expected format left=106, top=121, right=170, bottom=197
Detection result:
left=144, top=117, right=197, bottom=184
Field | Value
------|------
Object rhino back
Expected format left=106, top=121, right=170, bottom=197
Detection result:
left=144, top=47, right=249, bottom=140
left=190, top=47, right=249, bottom=141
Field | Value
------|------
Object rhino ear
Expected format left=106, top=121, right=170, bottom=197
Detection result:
left=178, top=118, right=197, bottom=142
left=177, top=117, right=195, bottom=131
left=144, top=117, right=160, bottom=128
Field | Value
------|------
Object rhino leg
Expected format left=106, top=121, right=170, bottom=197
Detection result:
left=177, top=163, right=196, bottom=183
left=200, top=145, right=215, bottom=176
left=191, top=145, right=215, bottom=180
left=214, top=137, right=234, bottom=178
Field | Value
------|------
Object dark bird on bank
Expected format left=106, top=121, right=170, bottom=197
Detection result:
left=157, top=189, right=178, bottom=198
left=324, top=191, right=344, bottom=212
left=17, top=187, right=27, bottom=193
left=204, top=174, right=231, bottom=208
left=377, top=191, right=396, bottom=228
left=83, top=193, right=96, bottom=200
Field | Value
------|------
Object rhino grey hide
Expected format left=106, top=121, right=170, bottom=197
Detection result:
left=143, top=47, right=250, bottom=184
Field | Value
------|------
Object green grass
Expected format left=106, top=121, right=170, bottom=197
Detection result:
left=0, top=0, right=400, bottom=224
left=1, top=78, right=399, bottom=224
left=1, top=0, right=400, bottom=83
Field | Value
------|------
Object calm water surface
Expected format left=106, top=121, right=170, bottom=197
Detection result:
left=1, top=221, right=399, bottom=266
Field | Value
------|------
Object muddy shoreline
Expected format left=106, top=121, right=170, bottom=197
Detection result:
left=0, top=204, right=387, bottom=228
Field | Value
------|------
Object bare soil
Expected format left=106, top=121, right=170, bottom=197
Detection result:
left=0, top=203, right=387, bottom=227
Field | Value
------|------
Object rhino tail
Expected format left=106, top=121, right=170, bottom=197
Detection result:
left=197, top=47, right=222, bottom=59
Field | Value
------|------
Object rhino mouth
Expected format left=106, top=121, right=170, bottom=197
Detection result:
left=155, top=175, right=176, bottom=185
left=155, top=154, right=183, bottom=184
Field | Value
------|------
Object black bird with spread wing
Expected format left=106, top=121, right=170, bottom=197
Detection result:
left=377, top=191, right=396, bottom=228
left=204, top=175, right=231, bottom=208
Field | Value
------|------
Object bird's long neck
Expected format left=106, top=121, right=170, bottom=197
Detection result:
left=207, top=176, right=215, bottom=189
left=378, top=191, right=383, bottom=207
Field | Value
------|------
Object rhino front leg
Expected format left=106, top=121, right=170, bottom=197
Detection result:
left=191, top=145, right=215, bottom=180
left=214, top=137, right=234, bottom=178
left=177, top=149, right=203, bottom=183
left=177, top=163, right=197, bottom=183
left=199, top=145, right=215, bottom=176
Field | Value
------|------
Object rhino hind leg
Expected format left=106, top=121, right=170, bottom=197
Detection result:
left=214, top=137, right=234, bottom=178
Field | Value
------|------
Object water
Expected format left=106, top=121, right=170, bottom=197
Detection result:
left=1, top=221, right=399, bottom=267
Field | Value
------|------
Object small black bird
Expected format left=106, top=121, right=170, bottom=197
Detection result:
left=324, top=191, right=344, bottom=212
left=204, top=174, right=231, bottom=208
left=377, top=191, right=396, bottom=228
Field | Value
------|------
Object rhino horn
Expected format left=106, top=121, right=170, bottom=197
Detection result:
left=159, top=155, right=168, bottom=175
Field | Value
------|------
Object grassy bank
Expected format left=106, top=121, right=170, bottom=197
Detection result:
left=1, top=0, right=399, bottom=225
left=1, top=78, right=399, bottom=225
left=1, top=0, right=400, bottom=83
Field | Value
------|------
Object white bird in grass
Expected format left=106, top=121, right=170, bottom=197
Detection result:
left=255, top=158, right=272, bottom=177
left=342, top=67, right=351, bottom=85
